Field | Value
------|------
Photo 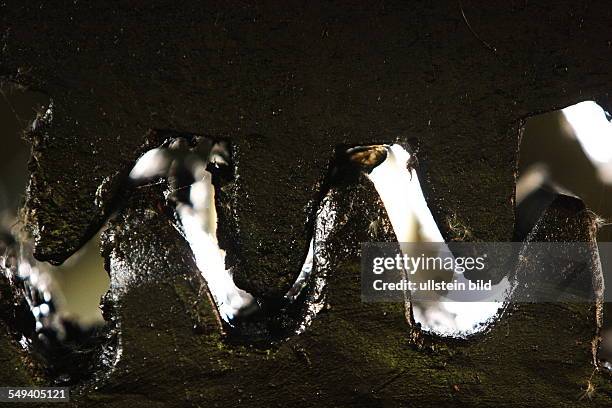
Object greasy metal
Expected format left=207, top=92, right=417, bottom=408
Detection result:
left=1, top=1, right=611, bottom=406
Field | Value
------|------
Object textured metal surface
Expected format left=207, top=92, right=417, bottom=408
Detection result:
left=0, top=1, right=611, bottom=406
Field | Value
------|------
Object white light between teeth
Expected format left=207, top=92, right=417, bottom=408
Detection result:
left=368, top=144, right=504, bottom=336
left=562, top=101, right=612, bottom=183
left=129, top=141, right=508, bottom=334
left=562, top=101, right=612, bottom=165
left=130, top=146, right=318, bottom=324
left=128, top=148, right=170, bottom=180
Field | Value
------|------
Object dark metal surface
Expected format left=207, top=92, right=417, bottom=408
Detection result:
left=0, top=1, right=611, bottom=406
